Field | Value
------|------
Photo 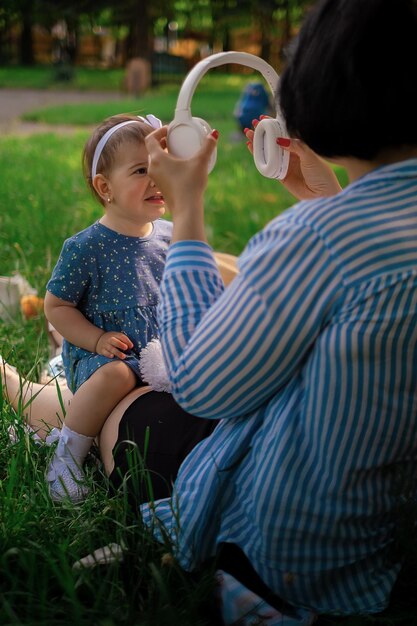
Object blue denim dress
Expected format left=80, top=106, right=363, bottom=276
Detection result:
left=46, top=219, right=172, bottom=392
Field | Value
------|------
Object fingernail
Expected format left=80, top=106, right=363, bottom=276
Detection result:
left=243, top=128, right=249, bottom=134
left=252, top=119, right=259, bottom=127
left=246, top=141, right=251, bottom=146
left=211, top=129, right=219, bottom=139
left=259, top=115, right=267, bottom=119
left=276, top=137, right=290, bottom=147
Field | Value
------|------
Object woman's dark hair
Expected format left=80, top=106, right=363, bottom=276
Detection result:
left=279, top=0, right=417, bottom=160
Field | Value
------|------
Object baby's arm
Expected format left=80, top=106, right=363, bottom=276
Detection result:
left=44, top=292, right=133, bottom=357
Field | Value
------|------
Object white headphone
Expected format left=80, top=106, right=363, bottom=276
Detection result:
left=167, top=51, right=289, bottom=180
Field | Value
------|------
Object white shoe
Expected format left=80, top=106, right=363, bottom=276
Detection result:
left=8, top=421, right=43, bottom=445
left=8, top=422, right=60, bottom=446
left=47, top=354, right=66, bottom=382
left=47, top=459, right=90, bottom=503
left=46, top=425, right=93, bottom=503
left=40, top=354, right=67, bottom=385
left=72, top=543, right=125, bottom=570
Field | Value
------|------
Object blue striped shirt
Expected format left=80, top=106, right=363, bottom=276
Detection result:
left=141, top=159, right=417, bottom=615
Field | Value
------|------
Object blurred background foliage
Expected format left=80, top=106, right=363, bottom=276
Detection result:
left=0, top=0, right=311, bottom=81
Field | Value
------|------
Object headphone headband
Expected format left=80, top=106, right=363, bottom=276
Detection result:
left=175, top=51, right=279, bottom=112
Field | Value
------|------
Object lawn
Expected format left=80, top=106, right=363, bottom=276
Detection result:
left=0, top=65, right=128, bottom=91
left=0, top=71, right=416, bottom=625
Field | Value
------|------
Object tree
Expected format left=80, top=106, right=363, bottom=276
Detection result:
left=0, top=0, right=110, bottom=66
left=111, top=0, right=177, bottom=62
left=0, top=0, right=37, bottom=65
left=0, top=0, right=310, bottom=68
left=19, top=0, right=36, bottom=64
left=40, top=0, right=110, bottom=65
left=177, top=0, right=309, bottom=67
left=210, top=0, right=252, bottom=53
left=254, top=0, right=310, bottom=68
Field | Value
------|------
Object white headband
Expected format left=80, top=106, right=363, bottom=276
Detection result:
left=91, top=114, right=162, bottom=178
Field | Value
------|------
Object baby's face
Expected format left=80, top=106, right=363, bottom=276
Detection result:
left=107, top=141, right=165, bottom=224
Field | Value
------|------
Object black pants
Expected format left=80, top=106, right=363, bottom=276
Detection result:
left=109, top=392, right=297, bottom=622
left=109, top=390, right=218, bottom=504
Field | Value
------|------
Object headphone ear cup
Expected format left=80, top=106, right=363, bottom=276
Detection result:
left=167, top=116, right=217, bottom=173
left=193, top=117, right=217, bottom=173
left=253, top=117, right=290, bottom=180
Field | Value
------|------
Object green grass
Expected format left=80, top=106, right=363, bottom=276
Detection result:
left=20, top=72, right=266, bottom=125
left=0, top=64, right=258, bottom=94
left=0, top=416, right=216, bottom=625
left=1, top=76, right=415, bottom=625
left=0, top=65, right=127, bottom=91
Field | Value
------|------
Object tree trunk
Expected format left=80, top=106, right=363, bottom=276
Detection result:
left=65, top=16, right=79, bottom=66
left=258, top=1, right=275, bottom=65
left=126, top=0, right=151, bottom=60
left=280, top=0, right=293, bottom=61
left=0, top=13, right=12, bottom=63
left=20, top=9, right=34, bottom=65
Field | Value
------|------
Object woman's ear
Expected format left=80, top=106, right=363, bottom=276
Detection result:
left=93, top=174, right=112, bottom=203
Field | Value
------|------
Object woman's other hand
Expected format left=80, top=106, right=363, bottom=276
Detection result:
left=145, top=125, right=219, bottom=242
left=244, top=117, right=342, bottom=200
left=145, top=125, right=219, bottom=208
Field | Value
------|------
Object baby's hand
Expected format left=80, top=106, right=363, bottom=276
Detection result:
left=95, top=331, right=134, bottom=359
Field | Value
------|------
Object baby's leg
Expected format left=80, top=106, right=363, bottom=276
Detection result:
left=1, top=359, right=71, bottom=439
left=47, top=361, right=136, bottom=503
left=65, top=361, right=137, bottom=437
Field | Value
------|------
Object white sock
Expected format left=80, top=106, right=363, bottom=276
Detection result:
left=47, top=425, right=94, bottom=502
left=55, top=424, right=93, bottom=467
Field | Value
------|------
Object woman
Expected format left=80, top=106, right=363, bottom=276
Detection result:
left=4, top=0, right=417, bottom=621
left=134, top=0, right=417, bottom=623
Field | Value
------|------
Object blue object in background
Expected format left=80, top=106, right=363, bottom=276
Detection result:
left=233, top=82, right=272, bottom=132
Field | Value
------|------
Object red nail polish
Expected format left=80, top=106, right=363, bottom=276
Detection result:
left=243, top=128, right=249, bottom=133
left=252, top=119, right=259, bottom=127
left=276, top=137, right=290, bottom=147
left=211, top=129, right=219, bottom=139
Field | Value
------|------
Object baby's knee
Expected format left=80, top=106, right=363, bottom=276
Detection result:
left=95, top=361, right=136, bottom=392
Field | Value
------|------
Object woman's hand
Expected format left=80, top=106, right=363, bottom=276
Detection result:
left=95, top=331, right=133, bottom=359
left=245, top=118, right=342, bottom=200
left=145, top=126, right=219, bottom=242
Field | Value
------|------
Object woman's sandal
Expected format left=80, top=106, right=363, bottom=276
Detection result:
left=72, top=542, right=125, bottom=570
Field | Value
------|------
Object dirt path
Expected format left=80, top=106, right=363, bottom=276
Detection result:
left=0, top=88, right=124, bottom=135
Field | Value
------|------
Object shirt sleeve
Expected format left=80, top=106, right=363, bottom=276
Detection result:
left=158, top=218, right=343, bottom=420
left=46, top=238, right=91, bottom=304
